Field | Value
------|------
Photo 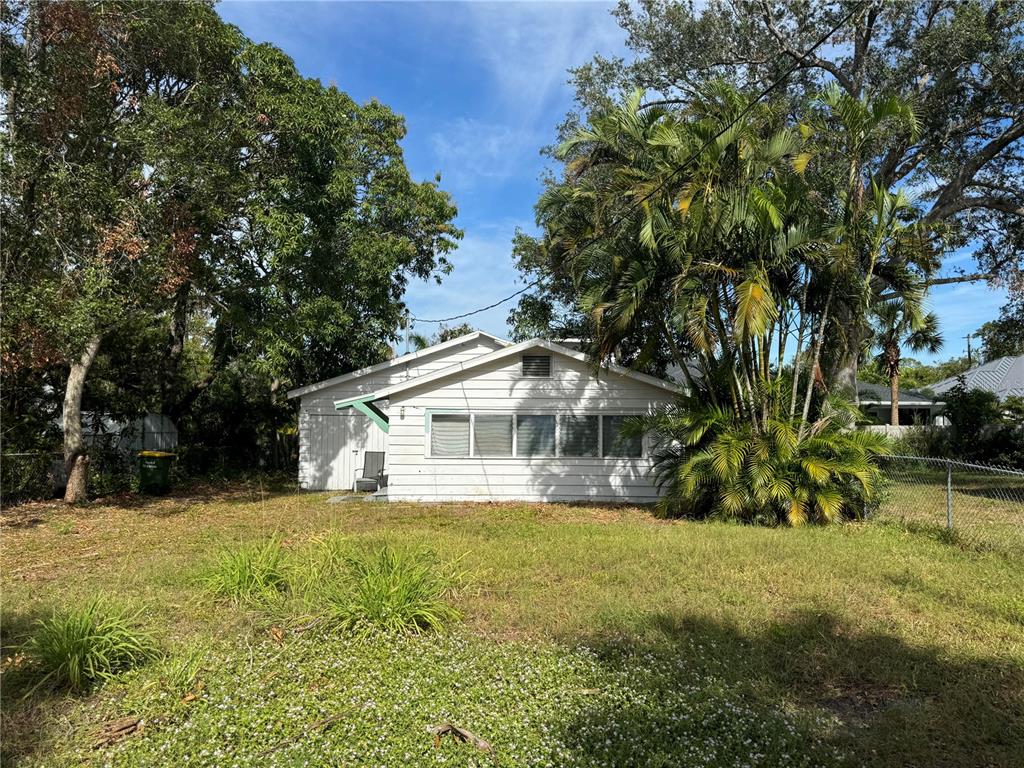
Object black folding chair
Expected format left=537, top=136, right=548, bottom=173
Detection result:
left=354, top=451, right=386, bottom=492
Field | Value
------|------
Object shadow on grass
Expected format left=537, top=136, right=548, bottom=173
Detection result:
left=560, top=610, right=1023, bottom=768
left=0, top=606, right=70, bottom=767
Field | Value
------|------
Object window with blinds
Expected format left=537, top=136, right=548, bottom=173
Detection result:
left=521, top=355, right=551, bottom=377
left=516, top=415, right=555, bottom=457
left=602, top=415, right=643, bottom=457
left=559, top=415, right=599, bottom=457
left=430, top=414, right=470, bottom=457
left=473, top=415, right=513, bottom=456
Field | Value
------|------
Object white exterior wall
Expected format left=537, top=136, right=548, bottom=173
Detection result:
left=297, top=338, right=505, bottom=490
left=386, top=353, right=677, bottom=503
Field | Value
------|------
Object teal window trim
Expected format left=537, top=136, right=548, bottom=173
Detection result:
left=423, top=407, right=466, bottom=436
left=334, top=395, right=389, bottom=434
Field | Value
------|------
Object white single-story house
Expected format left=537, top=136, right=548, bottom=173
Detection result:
left=287, top=332, right=680, bottom=502
left=857, top=382, right=946, bottom=425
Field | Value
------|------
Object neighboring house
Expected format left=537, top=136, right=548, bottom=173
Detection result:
left=288, top=333, right=680, bottom=502
left=857, top=382, right=945, bottom=425
left=929, top=354, right=1024, bottom=402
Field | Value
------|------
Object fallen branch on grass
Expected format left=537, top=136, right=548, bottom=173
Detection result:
left=93, top=717, right=143, bottom=749
left=428, top=722, right=493, bottom=754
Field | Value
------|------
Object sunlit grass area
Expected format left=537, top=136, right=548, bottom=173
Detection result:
left=2, top=486, right=1022, bottom=767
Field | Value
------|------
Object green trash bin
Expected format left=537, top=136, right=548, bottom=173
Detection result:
left=138, top=451, right=175, bottom=495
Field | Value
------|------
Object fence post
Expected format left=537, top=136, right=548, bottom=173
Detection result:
left=946, top=460, right=953, bottom=530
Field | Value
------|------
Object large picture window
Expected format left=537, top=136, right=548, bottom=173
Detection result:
left=426, top=411, right=643, bottom=459
left=602, top=415, right=642, bottom=458
left=473, top=415, right=513, bottom=456
left=559, top=415, right=599, bottom=457
left=430, top=414, right=470, bottom=457
left=516, top=415, right=555, bottom=457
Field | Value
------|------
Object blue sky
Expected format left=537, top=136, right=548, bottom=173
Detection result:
left=218, top=1, right=1005, bottom=363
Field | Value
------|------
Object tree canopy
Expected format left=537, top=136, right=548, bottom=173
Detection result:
left=513, top=0, right=1023, bottom=374
left=1, top=0, right=460, bottom=499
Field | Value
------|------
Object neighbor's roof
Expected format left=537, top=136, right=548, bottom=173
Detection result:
left=929, top=354, right=1024, bottom=401
left=341, top=338, right=680, bottom=407
left=857, top=381, right=937, bottom=405
left=287, top=331, right=510, bottom=399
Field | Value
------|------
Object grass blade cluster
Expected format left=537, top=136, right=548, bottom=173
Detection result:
left=23, top=599, right=157, bottom=693
left=304, top=544, right=463, bottom=634
left=202, top=537, right=288, bottom=604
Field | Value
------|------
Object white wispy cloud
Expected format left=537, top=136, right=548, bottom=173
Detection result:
left=460, top=2, right=625, bottom=123
left=430, top=118, right=548, bottom=189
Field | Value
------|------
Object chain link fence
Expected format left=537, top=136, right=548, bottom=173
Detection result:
left=875, top=455, right=1024, bottom=556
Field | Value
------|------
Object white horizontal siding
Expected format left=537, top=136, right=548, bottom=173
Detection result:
left=386, top=352, right=677, bottom=503
left=298, top=339, right=505, bottom=415
left=297, top=338, right=504, bottom=490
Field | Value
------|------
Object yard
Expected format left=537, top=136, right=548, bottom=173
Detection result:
left=2, top=486, right=1022, bottom=767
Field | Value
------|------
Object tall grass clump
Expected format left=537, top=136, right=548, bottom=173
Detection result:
left=23, top=600, right=157, bottom=693
left=203, top=538, right=288, bottom=604
left=307, top=545, right=463, bottom=634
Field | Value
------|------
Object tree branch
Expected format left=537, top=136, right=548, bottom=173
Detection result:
left=757, top=0, right=858, bottom=95
left=925, top=115, right=1024, bottom=222
left=877, top=272, right=994, bottom=300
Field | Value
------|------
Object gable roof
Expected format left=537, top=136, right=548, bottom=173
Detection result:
left=857, top=381, right=937, bottom=405
left=929, top=354, right=1024, bottom=401
left=287, top=331, right=510, bottom=399
left=355, top=338, right=680, bottom=404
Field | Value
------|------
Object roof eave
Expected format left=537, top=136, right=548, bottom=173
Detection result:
left=286, top=331, right=510, bottom=399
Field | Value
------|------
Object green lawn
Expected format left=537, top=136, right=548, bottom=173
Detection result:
left=2, top=486, right=1022, bottom=767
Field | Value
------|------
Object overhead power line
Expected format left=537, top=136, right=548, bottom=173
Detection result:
left=410, top=2, right=864, bottom=324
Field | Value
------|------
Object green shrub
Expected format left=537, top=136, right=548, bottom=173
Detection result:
left=891, top=424, right=951, bottom=458
left=203, top=538, right=288, bottom=604
left=23, top=600, right=157, bottom=692
left=306, top=545, right=462, bottom=634
left=0, top=451, right=57, bottom=505
left=637, top=396, right=889, bottom=524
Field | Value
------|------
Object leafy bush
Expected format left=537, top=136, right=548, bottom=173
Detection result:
left=203, top=538, right=289, bottom=604
left=942, top=379, right=1002, bottom=455
left=23, top=600, right=157, bottom=692
left=891, top=424, right=951, bottom=458
left=0, top=451, right=58, bottom=505
left=304, top=545, right=463, bottom=634
left=637, top=397, right=889, bottom=524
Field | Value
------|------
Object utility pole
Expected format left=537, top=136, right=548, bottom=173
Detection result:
left=964, top=333, right=973, bottom=366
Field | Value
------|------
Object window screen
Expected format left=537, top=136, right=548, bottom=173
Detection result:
left=473, top=415, right=513, bottom=456
left=559, top=415, right=599, bottom=457
left=602, top=415, right=642, bottom=457
left=516, top=415, right=555, bottom=457
left=430, top=414, right=469, bottom=457
left=521, top=355, right=551, bottom=377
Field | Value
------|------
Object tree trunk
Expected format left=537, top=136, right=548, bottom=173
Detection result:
left=890, top=371, right=900, bottom=426
left=63, top=335, right=102, bottom=504
left=162, top=283, right=191, bottom=413
left=799, top=286, right=834, bottom=440
left=789, top=275, right=810, bottom=419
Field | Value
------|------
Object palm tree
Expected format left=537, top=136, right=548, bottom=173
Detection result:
left=535, top=84, right=916, bottom=520
left=869, top=301, right=943, bottom=425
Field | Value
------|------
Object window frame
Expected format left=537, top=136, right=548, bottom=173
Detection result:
left=427, top=412, right=471, bottom=458
left=472, top=413, right=514, bottom=457
left=514, top=413, right=557, bottom=458
left=425, top=410, right=645, bottom=459
left=558, top=414, right=600, bottom=458
left=600, top=414, right=644, bottom=458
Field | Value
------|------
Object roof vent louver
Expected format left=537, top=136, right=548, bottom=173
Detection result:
left=521, top=354, right=551, bottom=377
